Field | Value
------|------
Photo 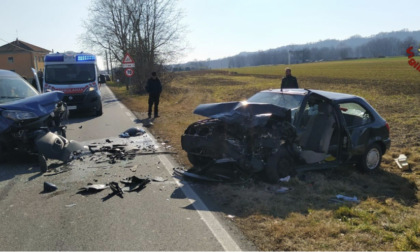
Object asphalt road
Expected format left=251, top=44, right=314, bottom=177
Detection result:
left=0, top=85, right=255, bottom=251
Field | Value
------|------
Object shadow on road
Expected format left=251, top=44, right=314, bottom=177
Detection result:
left=0, top=152, right=42, bottom=183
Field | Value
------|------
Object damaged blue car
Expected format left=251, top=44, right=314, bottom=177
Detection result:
left=0, top=69, right=81, bottom=171
left=181, top=89, right=391, bottom=183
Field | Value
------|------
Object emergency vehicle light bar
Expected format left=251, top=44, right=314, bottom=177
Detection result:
left=76, top=55, right=96, bottom=62
left=45, top=55, right=64, bottom=62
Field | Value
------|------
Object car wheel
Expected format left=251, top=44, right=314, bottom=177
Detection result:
left=0, top=143, right=5, bottom=162
left=95, top=103, right=103, bottom=116
left=187, top=153, right=213, bottom=167
left=359, top=143, right=382, bottom=172
left=265, top=148, right=294, bottom=183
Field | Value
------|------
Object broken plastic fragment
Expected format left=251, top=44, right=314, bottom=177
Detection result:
left=336, top=194, right=359, bottom=203
left=109, top=181, right=124, bottom=197
left=120, top=176, right=150, bottom=192
left=394, top=154, right=409, bottom=170
left=35, top=132, right=84, bottom=162
left=276, top=186, right=291, bottom=193
left=279, top=175, right=291, bottom=182
left=43, top=182, right=57, bottom=192
left=79, top=184, right=109, bottom=192
left=152, top=176, right=167, bottom=182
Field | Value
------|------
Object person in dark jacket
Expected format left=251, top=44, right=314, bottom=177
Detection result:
left=145, top=72, right=162, bottom=118
left=281, top=68, right=299, bottom=89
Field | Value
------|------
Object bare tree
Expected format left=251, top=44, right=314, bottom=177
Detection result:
left=82, top=0, right=185, bottom=93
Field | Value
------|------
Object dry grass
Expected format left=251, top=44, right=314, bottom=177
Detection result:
left=109, top=57, right=420, bottom=251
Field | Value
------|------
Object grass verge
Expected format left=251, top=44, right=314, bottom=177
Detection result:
left=108, top=57, right=420, bottom=250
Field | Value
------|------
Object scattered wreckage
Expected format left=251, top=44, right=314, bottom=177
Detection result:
left=42, top=133, right=171, bottom=199
left=78, top=176, right=151, bottom=199
left=181, top=89, right=391, bottom=183
left=0, top=69, right=156, bottom=173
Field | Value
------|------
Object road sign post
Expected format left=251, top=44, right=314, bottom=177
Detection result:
left=123, top=54, right=135, bottom=68
left=124, top=68, right=134, bottom=77
left=122, top=54, right=135, bottom=89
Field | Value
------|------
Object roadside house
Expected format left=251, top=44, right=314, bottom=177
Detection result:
left=0, top=39, right=50, bottom=80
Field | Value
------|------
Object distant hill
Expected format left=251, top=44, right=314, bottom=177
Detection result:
left=172, top=29, right=420, bottom=71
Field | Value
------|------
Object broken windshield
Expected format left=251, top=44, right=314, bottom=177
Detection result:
left=45, top=64, right=96, bottom=84
left=247, top=91, right=305, bottom=109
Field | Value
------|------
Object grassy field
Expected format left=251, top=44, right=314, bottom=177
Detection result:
left=109, top=57, right=420, bottom=250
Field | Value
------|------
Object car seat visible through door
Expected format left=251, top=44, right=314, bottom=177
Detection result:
left=298, top=102, right=336, bottom=163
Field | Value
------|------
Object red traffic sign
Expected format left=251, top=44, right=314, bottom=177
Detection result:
left=123, top=53, right=134, bottom=63
left=124, top=68, right=134, bottom=77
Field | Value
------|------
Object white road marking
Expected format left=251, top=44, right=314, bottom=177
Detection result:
left=107, top=86, right=242, bottom=251
left=157, top=152, right=242, bottom=251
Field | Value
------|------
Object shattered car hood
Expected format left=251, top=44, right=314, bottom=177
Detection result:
left=0, top=91, right=64, bottom=117
left=193, top=101, right=291, bottom=126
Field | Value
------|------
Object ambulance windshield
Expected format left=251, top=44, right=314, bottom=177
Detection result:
left=45, top=64, right=95, bottom=84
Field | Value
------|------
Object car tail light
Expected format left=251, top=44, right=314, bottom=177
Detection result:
left=385, top=122, right=390, bottom=132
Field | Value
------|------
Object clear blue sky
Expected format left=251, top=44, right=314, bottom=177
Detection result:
left=0, top=0, right=418, bottom=68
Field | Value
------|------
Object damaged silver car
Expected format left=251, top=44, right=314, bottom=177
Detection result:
left=181, top=89, right=391, bottom=183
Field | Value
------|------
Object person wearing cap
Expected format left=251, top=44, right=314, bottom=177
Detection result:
left=145, top=72, right=162, bottom=118
left=281, top=67, right=299, bottom=89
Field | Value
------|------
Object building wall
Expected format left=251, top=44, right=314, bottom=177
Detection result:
left=0, top=51, right=47, bottom=79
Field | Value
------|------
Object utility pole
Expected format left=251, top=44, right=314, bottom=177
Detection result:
left=109, top=50, right=113, bottom=81
left=105, top=51, right=110, bottom=74
left=107, top=40, right=114, bottom=81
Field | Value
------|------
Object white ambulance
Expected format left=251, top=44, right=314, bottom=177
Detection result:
left=43, top=52, right=104, bottom=116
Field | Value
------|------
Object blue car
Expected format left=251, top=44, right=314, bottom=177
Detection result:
left=0, top=69, right=68, bottom=168
left=181, top=89, right=391, bottom=183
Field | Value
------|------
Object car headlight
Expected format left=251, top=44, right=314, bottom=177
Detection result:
left=88, top=87, right=95, bottom=92
left=2, top=110, right=38, bottom=121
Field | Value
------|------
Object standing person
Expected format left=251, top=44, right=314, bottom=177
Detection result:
left=145, top=72, right=162, bottom=118
left=37, top=70, right=44, bottom=92
left=281, top=67, right=299, bottom=89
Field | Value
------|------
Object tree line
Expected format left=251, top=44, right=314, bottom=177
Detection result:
left=173, top=30, right=420, bottom=70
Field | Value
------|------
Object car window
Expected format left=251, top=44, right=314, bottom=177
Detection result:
left=339, top=102, right=372, bottom=127
left=247, top=92, right=305, bottom=109
left=0, top=76, right=38, bottom=104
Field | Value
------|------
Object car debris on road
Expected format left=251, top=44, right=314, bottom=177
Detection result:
left=119, top=127, right=146, bottom=138
left=42, top=182, right=58, bottom=193
left=78, top=184, right=109, bottom=193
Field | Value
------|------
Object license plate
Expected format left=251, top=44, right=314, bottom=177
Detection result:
left=68, top=106, right=77, bottom=110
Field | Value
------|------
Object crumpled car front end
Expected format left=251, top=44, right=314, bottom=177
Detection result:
left=181, top=100, right=296, bottom=173
left=0, top=91, right=68, bottom=156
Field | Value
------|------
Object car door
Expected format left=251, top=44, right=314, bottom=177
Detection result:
left=337, top=102, right=374, bottom=159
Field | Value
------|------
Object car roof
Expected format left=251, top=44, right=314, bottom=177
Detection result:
left=0, top=69, right=21, bottom=78
left=261, top=88, right=359, bottom=101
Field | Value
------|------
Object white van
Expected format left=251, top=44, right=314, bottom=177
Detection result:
left=43, top=52, right=104, bottom=116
